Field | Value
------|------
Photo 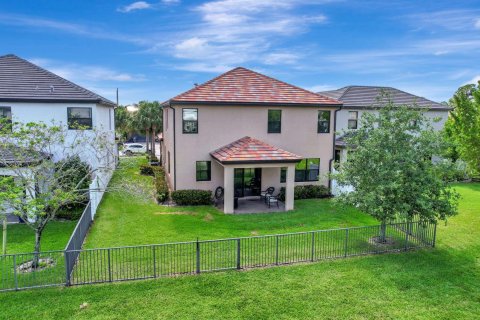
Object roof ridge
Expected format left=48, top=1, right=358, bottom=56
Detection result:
left=171, top=67, right=244, bottom=101
left=236, top=67, right=339, bottom=104
left=3, top=54, right=115, bottom=106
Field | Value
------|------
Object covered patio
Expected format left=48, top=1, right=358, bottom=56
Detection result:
left=210, top=136, right=302, bottom=214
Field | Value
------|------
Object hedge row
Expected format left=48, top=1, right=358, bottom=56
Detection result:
left=153, top=166, right=169, bottom=203
left=279, top=185, right=330, bottom=201
left=171, top=189, right=212, bottom=206
left=139, top=164, right=155, bottom=176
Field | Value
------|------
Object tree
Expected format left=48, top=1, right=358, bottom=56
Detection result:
left=445, top=82, right=480, bottom=175
left=0, top=121, right=115, bottom=265
left=136, top=101, right=153, bottom=154
left=0, top=176, right=23, bottom=254
left=114, top=106, right=132, bottom=142
left=332, top=103, right=459, bottom=243
left=148, top=101, right=162, bottom=157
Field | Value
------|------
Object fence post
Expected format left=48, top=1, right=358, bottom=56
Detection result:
left=196, top=239, right=201, bottom=274
left=13, top=255, right=18, bottom=291
left=344, top=228, right=349, bottom=257
left=432, top=221, right=437, bottom=248
left=311, top=232, right=315, bottom=262
left=404, top=222, right=410, bottom=251
left=65, top=251, right=71, bottom=286
left=275, top=235, right=279, bottom=265
left=236, top=239, right=241, bottom=270
left=108, top=248, right=112, bottom=282
left=152, top=245, right=157, bottom=278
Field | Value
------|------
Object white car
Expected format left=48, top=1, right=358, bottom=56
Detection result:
left=123, top=143, right=146, bottom=156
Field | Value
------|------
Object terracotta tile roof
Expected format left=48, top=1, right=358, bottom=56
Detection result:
left=210, top=136, right=302, bottom=164
left=168, top=67, right=341, bottom=106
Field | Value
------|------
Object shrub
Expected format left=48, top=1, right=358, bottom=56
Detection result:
left=279, top=185, right=331, bottom=201
left=56, top=203, right=85, bottom=220
left=140, top=164, right=155, bottom=176
left=153, top=166, right=169, bottom=203
left=171, top=189, right=212, bottom=206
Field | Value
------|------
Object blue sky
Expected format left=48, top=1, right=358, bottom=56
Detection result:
left=1, top=0, right=479, bottom=104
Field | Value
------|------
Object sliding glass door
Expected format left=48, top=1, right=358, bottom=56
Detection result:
left=234, top=168, right=262, bottom=197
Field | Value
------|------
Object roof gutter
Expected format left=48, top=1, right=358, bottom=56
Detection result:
left=168, top=103, right=177, bottom=191
left=169, top=100, right=341, bottom=108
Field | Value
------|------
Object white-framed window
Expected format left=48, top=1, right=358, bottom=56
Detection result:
left=348, top=111, right=358, bottom=129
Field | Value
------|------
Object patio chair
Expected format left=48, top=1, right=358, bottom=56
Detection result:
left=266, top=195, right=279, bottom=208
left=260, top=187, right=275, bottom=202
left=213, top=186, right=224, bottom=206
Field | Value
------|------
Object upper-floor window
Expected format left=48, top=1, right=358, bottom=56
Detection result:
left=0, top=107, right=12, bottom=132
left=348, top=111, right=358, bottom=130
left=67, top=107, right=92, bottom=130
left=196, top=161, right=211, bottom=181
left=317, top=110, right=330, bottom=133
left=295, top=158, right=320, bottom=182
left=183, top=108, right=198, bottom=134
left=268, top=110, right=281, bottom=133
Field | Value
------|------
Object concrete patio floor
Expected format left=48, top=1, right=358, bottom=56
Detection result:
left=217, top=196, right=286, bottom=214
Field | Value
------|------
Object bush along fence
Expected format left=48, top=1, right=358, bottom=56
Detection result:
left=0, top=220, right=436, bottom=292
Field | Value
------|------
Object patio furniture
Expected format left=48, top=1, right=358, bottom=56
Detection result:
left=213, top=186, right=224, bottom=206
left=260, top=187, right=275, bottom=202
left=266, top=195, right=279, bottom=208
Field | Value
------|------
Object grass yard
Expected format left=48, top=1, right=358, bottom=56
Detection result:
left=85, top=157, right=377, bottom=248
left=0, top=220, right=77, bottom=254
left=0, top=183, right=479, bottom=319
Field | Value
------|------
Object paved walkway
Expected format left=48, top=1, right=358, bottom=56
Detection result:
left=217, top=196, right=286, bottom=214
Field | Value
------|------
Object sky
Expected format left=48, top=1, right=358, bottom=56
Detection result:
left=1, top=0, right=479, bottom=105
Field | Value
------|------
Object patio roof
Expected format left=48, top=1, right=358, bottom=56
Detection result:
left=210, top=136, right=302, bottom=165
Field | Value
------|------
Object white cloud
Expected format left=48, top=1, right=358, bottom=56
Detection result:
left=30, top=58, right=146, bottom=83
left=264, top=53, right=300, bottom=65
left=475, top=18, right=480, bottom=29
left=465, top=75, right=480, bottom=85
left=306, top=84, right=336, bottom=92
left=167, top=0, right=331, bottom=71
left=162, top=0, right=180, bottom=4
left=117, top=1, right=152, bottom=13
left=0, top=13, right=147, bottom=45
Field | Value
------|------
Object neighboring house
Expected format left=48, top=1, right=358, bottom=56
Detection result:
left=319, top=86, right=451, bottom=195
left=319, top=86, right=451, bottom=164
left=0, top=54, right=117, bottom=216
left=161, top=67, right=341, bottom=213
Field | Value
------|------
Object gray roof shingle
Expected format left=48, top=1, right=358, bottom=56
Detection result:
left=319, top=86, right=450, bottom=110
left=0, top=54, right=115, bottom=107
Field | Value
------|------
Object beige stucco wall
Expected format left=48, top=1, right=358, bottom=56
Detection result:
left=162, top=104, right=337, bottom=193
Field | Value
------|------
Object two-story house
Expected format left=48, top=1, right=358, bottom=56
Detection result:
left=319, top=86, right=451, bottom=164
left=0, top=54, right=117, bottom=217
left=161, top=67, right=341, bottom=213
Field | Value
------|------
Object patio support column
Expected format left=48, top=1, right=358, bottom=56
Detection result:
left=285, top=164, right=295, bottom=211
left=224, top=166, right=234, bottom=214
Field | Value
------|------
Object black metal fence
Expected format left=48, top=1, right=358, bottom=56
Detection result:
left=64, top=202, right=92, bottom=285
left=0, top=220, right=436, bottom=292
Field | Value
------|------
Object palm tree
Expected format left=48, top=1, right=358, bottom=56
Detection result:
left=136, top=101, right=153, bottom=154
left=148, top=102, right=162, bottom=158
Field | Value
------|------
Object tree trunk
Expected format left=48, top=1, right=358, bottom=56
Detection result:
left=2, top=216, right=6, bottom=255
left=151, top=126, right=156, bottom=158
left=379, top=220, right=387, bottom=243
left=33, top=228, right=42, bottom=268
left=145, top=129, right=150, bottom=154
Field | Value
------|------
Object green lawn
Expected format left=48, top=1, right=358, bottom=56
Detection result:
left=0, top=183, right=478, bottom=319
left=0, top=220, right=76, bottom=254
left=85, top=157, right=377, bottom=248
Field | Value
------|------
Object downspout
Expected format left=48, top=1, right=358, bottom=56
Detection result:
left=328, top=105, right=342, bottom=191
left=168, top=105, right=177, bottom=191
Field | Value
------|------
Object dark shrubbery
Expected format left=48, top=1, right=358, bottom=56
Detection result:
left=279, top=185, right=331, bottom=201
left=140, top=164, right=155, bottom=176
left=153, top=166, right=169, bottom=203
left=56, top=204, right=85, bottom=220
left=171, top=189, right=212, bottom=206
